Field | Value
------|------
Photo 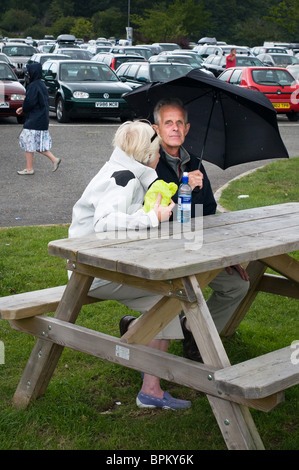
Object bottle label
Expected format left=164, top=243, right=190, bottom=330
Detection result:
left=178, top=195, right=191, bottom=211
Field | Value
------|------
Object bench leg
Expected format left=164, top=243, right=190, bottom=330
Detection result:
left=182, top=275, right=264, bottom=450
left=12, top=272, right=93, bottom=409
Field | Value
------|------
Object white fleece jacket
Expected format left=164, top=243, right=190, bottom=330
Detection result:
left=69, top=146, right=159, bottom=239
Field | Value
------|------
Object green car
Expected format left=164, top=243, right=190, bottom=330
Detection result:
left=42, top=59, right=135, bottom=123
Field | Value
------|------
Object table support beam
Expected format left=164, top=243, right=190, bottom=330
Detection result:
left=12, top=272, right=93, bottom=409
left=181, top=275, right=265, bottom=450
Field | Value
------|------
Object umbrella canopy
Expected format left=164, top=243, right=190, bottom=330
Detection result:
left=124, top=69, right=289, bottom=169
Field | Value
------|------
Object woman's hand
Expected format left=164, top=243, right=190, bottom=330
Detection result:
left=154, top=193, right=175, bottom=222
left=16, top=107, right=23, bottom=116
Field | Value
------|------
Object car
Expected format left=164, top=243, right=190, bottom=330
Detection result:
left=87, top=45, right=112, bottom=56
left=202, top=53, right=264, bottom=77
left=53, top=48, right=93, bottom=60
left=0, top=52, right=18, bottom=74
left=115, top=61, right=193, bottom=88
left=221, top=45, right=251, bottom=55
left=218, top=66, right=299, bottom=121
left=149, top=53, right=203, bottom=67
left=0, top=62, right=26, bottom=123
left=0, top=43, right=36, bottom=81
left=49, top=34, right=79, bottom=53
left=91, top=52, right=146, bottom=70
left=152, top=43, right=181, bottom=52
left=192, top=44, right=223, bottom=58
left=41, top=59, right=134, bottom=123
left=257, top=53, right=299, bottom=67
left=251, top=46, right=289, bottom=56
left=23, top=53, right=72, bottom=86
left=287, top=64, right=299, bottom=81
left=109, top=46, right=153, bottom=60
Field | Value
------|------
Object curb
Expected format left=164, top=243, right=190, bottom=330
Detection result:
left=214, top=167, right=263, bottom=213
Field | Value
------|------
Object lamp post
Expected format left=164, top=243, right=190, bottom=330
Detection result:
left=126, top=0, right=133, bottom=45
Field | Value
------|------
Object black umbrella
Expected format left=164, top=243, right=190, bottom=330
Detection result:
left=124, top=69, right=289, bottom=169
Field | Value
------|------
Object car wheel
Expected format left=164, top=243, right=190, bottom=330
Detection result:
left=287, top=112, right=298, bottom=122
left=56, top=97, right=69, bottom=123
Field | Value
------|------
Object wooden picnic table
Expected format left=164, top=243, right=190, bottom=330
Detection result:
left=4, top=202, right=299, bottom=450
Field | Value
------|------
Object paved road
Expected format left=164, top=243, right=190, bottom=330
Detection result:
left=1, top=115, right=298, bottom=228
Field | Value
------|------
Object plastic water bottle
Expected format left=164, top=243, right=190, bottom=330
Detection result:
left=177, top=172, right=191, bottom=223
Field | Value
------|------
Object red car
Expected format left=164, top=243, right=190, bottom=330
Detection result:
left=218, top=66, right=299, bottom=121
left=0, top=62, right=26, bottom=123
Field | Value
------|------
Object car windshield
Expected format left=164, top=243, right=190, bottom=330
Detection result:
left=236, top=57, right=263, bottom=66
left=60, top=50, right=92, bottom=60
left=252, top=69, right=295, bottom=86
left=151, top=64, right=192, bottom=81
left=3, top=45, right=36, bottom=56
left=60, top=63, right=119, bottom=81
left=0, top=63, right=17, bottom=80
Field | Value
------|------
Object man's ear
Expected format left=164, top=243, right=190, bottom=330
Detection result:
left=152, top=124, right=159, bottom=133
left=185, top=122, right=190, bottom=136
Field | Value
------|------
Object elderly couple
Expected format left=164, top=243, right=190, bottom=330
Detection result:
left=69, top=98, right=249, bottom=411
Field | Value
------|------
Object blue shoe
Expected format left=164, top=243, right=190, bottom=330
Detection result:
left=136, top=391, right=191, bottom=410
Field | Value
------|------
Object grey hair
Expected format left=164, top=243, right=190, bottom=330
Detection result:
left=153, top=98, right=188, bottom=125
left=113, top=120, right=161, bottom=165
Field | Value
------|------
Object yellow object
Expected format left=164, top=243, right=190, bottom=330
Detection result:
left=143, top=180, right=178, bottom=212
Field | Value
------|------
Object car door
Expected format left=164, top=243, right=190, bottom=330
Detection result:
left=43, top=62, right=59, bottom=110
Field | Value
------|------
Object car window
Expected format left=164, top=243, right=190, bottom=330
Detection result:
left=136, top=64, right=150, bottom=81
left=3, top=45, right=35, bottom=56
left=229, top=69, right=242, bottom=84
left=218, top=70, right=232, bottom=81
left=125, top=64, right=141, bottom=79
left=252, top=69, right=294, bottom=86
left=0, top=63, right=17, bottom=80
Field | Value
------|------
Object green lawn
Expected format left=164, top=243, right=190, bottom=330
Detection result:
left=0, top=157, right=298, bottom=450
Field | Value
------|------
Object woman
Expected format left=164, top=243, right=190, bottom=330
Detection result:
left=69, top=120, right=191, bottom=410
left=16, top=63, right=61, bottom=175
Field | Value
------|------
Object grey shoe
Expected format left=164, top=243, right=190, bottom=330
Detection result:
left=53, top=158, right=61, bottom=172
left=17, top=169, right=35, bottom=175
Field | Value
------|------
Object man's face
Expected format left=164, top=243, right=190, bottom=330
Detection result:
left=153, top=105, right=190, bottom=155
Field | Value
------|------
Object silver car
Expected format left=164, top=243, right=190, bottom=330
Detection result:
left=0, top=43, right=36, bottom=82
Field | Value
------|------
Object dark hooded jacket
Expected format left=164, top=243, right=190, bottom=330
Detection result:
left=22, top=63, right=49, bottom=130
left=156, top=146, right=217, bottom=217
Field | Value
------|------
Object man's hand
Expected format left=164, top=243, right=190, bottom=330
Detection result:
left=226, top=265, right=249, bottom=281
left=154, top=193, right=175, bottom=222
left=186, top=170, right=204, bottom=190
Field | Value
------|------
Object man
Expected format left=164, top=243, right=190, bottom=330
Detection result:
left=152, top=98, right=249, bottom=361
left=226, top=48, right=236, bottom=68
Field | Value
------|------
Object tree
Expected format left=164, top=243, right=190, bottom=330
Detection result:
left=131, top=0, right=210, bottom=43
left=51, top=16, right=76, bottom=37
left=71, top=18, right=94, bottom=40
left=91, top=8, right=127, bottom=39
left=265, top=0, right=299, bottom=40
left=0, top=9, right=36, bottom=32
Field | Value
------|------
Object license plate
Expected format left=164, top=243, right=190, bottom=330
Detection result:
left=273, top=103, right=290, bottom=109
left=95, top=102, right=119, bottom=108
left=0, top=102, right=9, bottom=108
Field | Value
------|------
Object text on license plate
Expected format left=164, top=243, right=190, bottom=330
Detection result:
left=0, top=102, right=9, bottom=108
left=273, top=103, right=290, bottom=109
left=95, top=102, right=119, bottom=108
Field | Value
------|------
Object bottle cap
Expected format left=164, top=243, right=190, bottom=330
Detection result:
left=182, top=172, right=189, bottom=183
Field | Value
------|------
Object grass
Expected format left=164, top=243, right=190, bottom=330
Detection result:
left=0, top=158, right=299, bottom=450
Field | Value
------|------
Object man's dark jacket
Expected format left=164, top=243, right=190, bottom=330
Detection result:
left=22, top=63, right=49, bottom=130
left=156, top=146, right=217, bottom=217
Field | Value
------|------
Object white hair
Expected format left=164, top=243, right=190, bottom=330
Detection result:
left=113, top=120, right=161, bottom=165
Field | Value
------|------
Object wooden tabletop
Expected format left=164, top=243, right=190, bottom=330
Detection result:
left=48, top=203, right=299, bottom=280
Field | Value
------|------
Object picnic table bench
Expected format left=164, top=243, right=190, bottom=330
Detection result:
left=1, top=203, right=298, bottom=450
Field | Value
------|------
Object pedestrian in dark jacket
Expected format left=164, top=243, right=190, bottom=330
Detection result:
left=16, top=63, right=61, bottom=175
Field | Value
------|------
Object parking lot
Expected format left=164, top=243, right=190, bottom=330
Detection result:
left=0, top=114, right=298, bottom=228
